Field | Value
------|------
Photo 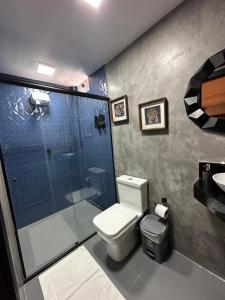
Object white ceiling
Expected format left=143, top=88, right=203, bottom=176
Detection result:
left=0, top=0, right=183, bottom=86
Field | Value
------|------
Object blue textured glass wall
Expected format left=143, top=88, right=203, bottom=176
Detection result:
left=78, top=97, right=116, bottom=208
left=88, top=67, right=108, bottom=95
left=0, top=67, right=116, bottom=276
left=0, top=86, right=82, bottom=229
left=78, top=67, right=116, bottom=209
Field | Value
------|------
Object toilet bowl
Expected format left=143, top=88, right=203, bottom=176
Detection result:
left=93, top=175, right=148, bottom=261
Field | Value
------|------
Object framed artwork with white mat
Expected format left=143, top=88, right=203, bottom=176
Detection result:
left=139, top=98, right=168, bottom=132
left=110, top=95, right=129, bottom=124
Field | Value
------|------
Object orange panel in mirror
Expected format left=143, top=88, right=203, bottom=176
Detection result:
left=201, top=76, right=225, bottom=116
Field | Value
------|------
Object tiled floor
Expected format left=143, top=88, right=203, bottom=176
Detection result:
left=25, top=234, right=225, bottom=300
left=85, top=235, right=225, bottom=300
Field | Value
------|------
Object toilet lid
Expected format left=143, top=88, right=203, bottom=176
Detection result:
left=93, top=204, right=138, bottom=239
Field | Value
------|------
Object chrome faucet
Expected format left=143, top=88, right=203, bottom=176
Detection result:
left=205, top=163, right=211, bottom=171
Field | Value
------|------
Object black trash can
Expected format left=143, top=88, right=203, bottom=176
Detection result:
left=140, top=214, right=169, bottom=263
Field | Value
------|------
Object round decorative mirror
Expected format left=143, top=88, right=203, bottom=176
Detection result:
left=184, top=48, right=225, bottom=132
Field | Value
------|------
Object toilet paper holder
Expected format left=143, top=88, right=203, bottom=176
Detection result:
left=154, top=198, right=170, bottom=220
left=161, top=197, right=170, bottom=209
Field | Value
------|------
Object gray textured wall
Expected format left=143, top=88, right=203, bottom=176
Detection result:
left=106, top=0, right=225, bottom=279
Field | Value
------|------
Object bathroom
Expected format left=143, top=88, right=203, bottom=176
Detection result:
left=0, top=0, right=225, bottom=299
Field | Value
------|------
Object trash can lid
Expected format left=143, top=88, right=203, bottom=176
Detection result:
left=140, top=214, right=167, bottom=236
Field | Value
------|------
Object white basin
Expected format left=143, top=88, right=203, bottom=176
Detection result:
left=212, top=173, right=225, bottom=192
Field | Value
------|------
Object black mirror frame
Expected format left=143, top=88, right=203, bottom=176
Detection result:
left=184, top=48, right=225, bottom=132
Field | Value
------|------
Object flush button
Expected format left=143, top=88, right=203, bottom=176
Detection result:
left=128, top=178, right=133, bottom=180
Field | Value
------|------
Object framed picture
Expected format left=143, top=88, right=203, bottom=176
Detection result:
left=110, top=95, right=129, bottom=124
left=139, top=98, right=168, bottom=131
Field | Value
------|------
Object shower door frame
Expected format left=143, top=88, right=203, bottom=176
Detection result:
left=0, top=72, right=117, bottom=283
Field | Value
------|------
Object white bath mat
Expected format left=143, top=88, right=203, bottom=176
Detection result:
left=38, top=246, right=126, bottom=300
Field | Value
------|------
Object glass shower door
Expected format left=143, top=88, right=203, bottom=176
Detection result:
left=0, top=82, right=116, bottom=278
left=0, top=86, right=80, bottom=277
left=71, top=96, right=116, bottom=243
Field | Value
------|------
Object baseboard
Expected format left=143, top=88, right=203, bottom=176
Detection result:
left=173, top=250, right=225, bottom=283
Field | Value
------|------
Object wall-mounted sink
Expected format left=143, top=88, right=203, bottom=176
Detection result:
left=212, top=173, right=225, bottom=192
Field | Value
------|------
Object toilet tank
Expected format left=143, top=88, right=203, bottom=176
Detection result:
left=116, top=175, right=148, bottom=214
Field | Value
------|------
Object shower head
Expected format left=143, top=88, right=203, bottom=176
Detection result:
left=30, top=91, right=50, bottom=106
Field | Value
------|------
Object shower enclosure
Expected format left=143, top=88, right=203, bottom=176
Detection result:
left=0, top=76, right=116, bottom=279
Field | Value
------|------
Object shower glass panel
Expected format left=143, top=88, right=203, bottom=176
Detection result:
left=0, top=82, right=116, bottom=278
left=75, top=96, right=116, bottom=241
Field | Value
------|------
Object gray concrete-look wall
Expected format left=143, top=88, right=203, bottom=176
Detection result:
left=106, top=0, right=225, bottom=279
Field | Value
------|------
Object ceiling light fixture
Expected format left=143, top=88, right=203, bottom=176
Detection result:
left=84, top=0, right=102, bottom=9
left=37, top=63, right=55, bottom=76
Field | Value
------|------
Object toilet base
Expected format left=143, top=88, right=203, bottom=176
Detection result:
left=106, top=228, right=138, bottom=262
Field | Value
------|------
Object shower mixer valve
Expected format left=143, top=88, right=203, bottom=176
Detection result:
left=95, top=114, right=106, bottom=129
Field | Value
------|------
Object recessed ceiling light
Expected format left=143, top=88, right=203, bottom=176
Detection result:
left=37, top=63, right=55, bottom=76
left=84, top=0, right=102, bottom=9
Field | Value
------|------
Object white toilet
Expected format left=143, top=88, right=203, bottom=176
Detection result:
left=93, top=175, right=148, bottom=262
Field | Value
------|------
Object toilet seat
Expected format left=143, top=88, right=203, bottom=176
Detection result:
left=93, top=204, right=138, bottom=239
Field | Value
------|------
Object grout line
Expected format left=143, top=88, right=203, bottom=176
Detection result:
left=174, top=250, right=225, bottom=283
